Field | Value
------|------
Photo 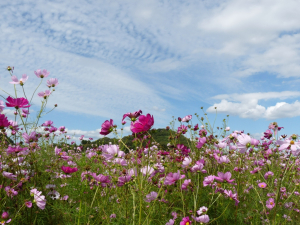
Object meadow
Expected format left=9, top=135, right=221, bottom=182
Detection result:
left=0, top=66, right=299, bottom=224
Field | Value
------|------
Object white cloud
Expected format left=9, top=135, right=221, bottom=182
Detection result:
left=207, top=92, right=300, bottom=119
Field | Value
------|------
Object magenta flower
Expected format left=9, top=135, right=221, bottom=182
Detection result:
left=177, top=125, right=187, bottom=134
left=164, top=170, right=185, bottom=186
left=181, top=179, right=191, bottom=190
left=9, top=74, right=28, bottom=86
left=5, top=186, right=18, bottom=198
left=6, top=96, right=30, bottom=109
left=3, top=171, right=17, bottom=181
left=191, top=161, right=204, bottom=172
left=22, top=131, right=38, bottom=143
left=61, top=165, right=78, bottom=174
left=224, top=190, right=239, bottom=205
left=181, top=115, right=192, bottom=122
left=258, top=182, right=267, bottom=188
left=42, top=120, right=53, bottom=127
left=266, top=198, right=275, bottom=209
left=30, top=188, right=46, bottom=210
left=6, top=146, right=27, bottom=154
left=92, top=174, right=110, bottom=187
left=122, top=110, right=142, bottom=122
left=34, top=69, right=50, bottom=78
left=264, top=171, right=274, bottom=179
left=0, top=114, right=10, bottom=129
left=144, top=191, right=158, bottom=202
left=46, top=78, right=59, bottom=87
left=38, top=90, right=51, bottom=99
left=25, top=201, right=33, bottom=208
left=264, top=130, right=273, bottom=139
left=214, top=172, right=234, bottom=183
left=196, top=137, right=206, bottom=149
left=203, top=175, right=216, bottom=187
left=130, top=114, right=154, bottom=133
left=100, top=119, right=115, bottom=136
left=180, top=216, right=191, bottom=225
left=117, top=175, right=132, bottom=186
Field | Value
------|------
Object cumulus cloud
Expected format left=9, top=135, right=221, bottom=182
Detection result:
left=207, top=92, right=300, bottom=120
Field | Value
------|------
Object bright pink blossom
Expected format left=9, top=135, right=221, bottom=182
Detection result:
left=122, top=110, right=142, bottom=122
left=100, top=119, right=115, bottom=135
left=196, top=137, right=206, bottom=149
left=258, top=182, right=267, bottom=188
left=214, top=172, right=234, bottom=183
left=6, top=96, right=30, bottom=109
left=180, top=216, right=191, bottom=225
left=266, top=198, right=275, bottom=209
left=61, top=165, right=78, bottom=174
left=0, top=114, right=9, bottom=129
left=130, top=114, right=154, bottom=133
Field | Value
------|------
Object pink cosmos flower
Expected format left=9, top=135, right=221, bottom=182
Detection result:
left=92, top=174, right=110, bottom=187
left=130, top=114, right=154, bottom=133
left=196, top=137, right=206, bottom=149
left=225, top=127, right=230, bottom=131
left=22, top=131, right=38, bottom=143
left=182, top=157, right=192, bottom=168
left=180, top=216, right=191, bottom=225
left=9, top=74, right=28, bottom=86
left=42, top=120, right=53, bottom=127
left=61, top=165, right=78, bottom=174
left=258, top=182, right=267, bottom=188
left=218, top=155, right=230, bottom=164
left=117, top=175, right=132, bottom=186
left=264, top=171, right=274, bottom=179
left=214, top=172, right=234, bottom=183
left=38, top=90, right=51, bottom=99
left=144, top=191, right=158, bottom=202
left=30, top=188, right=46, bottom=210
left=6, top=146, right=27, bottom=154
left=34, top=69, right=50, bottom=78
left=191, top=161, right=204, bottom=172
left=166, top=219, right=175, bottom=225
left=122, top=110, right=142, bottom=122
left=237, top=133, right=252, bottom=153
left=197, top=206, right=208, bottom=215
left=164, top=170, right=185, bottom=186
left=177, top=125, right=187, bottom=134
left=181, top=115, right=192, bottom=122
left=0, top=114, right=10, bottom=129
left=1, top=212, right=9, bottom=220
left=264, top=130, right=273, bottom=139
left=276, top=139, right=300, bottom=155
left=100, top=119, right=115, bottom=136
left=203, top=175, right=216, bottom=187
left=198, top=215, right=210, bottom=223
left=46, top=78, right=59, bottom=87
left=2, top=171, right=17, bottom=181
left=266, top=198, right=275, bottom=209
left=5, top=186, right=18, bottom=198
left=224, top=190, right=239, bottom=205
left=6, top=96, right=30, bottom=109
left=140, top=166, right=155, bottom=176
left=181, top=179, right=191, bottom=190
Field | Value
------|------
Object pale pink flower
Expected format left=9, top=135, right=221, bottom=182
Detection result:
left=197, top=206, right=208, bottom=215
left=38, top=90, right=51, bottom=98
left=46, top=78, right=59, bottom=87
left=182, top=157, right=192, bottom=168
left=214, top=172, right=234, bottom=183
left=181, top=179, right=191, bottom=190
left=9, top=74, right=28, bottom=85
left=2, top=171, right=17, bottom=181
left=266, top=198, right=275, bottom=209
left=276, top=139, right=300, bottom=155
left=181, top=115, right=192, bottom=122
left=140, top=166, right=155, bottom=176
left=164, top=170, right=185, bottom=186
left=34, top=69, right=50, bottom=78
left=218, top=155, right=230, bottom=164
left=30, top=188, right=46, bottom=210
left=258, top=182, right=267, bottom=189
left=237, top=133, right=252, bottom=153
left=0, top=100, right=4, bottom=112
left=144, top=191, right=158, bottom=202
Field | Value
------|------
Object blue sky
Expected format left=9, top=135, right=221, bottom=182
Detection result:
left=1, top=0, right=300, bottom=141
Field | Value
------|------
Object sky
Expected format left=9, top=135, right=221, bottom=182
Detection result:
left=1, top=0, right=300, bottom=141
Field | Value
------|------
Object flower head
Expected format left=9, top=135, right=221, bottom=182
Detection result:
left=266, top=198, right=275, bottom=209
left=130, top=114, right=154, bottom=133
left=180, top=217, right=191, bottom=225
left=34, top=69, right=50, bottom=78
left=30, top=188, right=46, bottom=210
left=38, top=90, right=51, bottom=99
left=6, top=96, right=30, bottom=109
left=46, top=78, right=59, bottom=87
left=181, top=115, right=192, bottom=122
left=9, top=74, right=28, bottom=86
left=0, top=114, right=9, bottom=129
left=258, top=182, right=267, bottom=188
left=61, top=165, right=78, bottom=174
left=122, top=110, right=142, bottom=122
left=100, top=119, right=115, bottom=136
left=144, top=191, right=158, bottom=202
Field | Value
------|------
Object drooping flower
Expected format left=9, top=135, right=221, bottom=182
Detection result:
left=122, top=110, right=142, bottom=122
left=196, top=137, right=206, bottom=149
left=130, top=114, right=154, bottom=133
left=5, top=186, right=18, bottom=198
left=144, top=191, right=158, bottom=202
left=30, top=188, right=46, bottom=210
left=46, top=78, right=59, bottom=87
left=9, top=74, right=28, bottom=86
left=266, top=198, right=275, bottom=209
left=61, top=165, right=78, bottom=174
left=0, top=114, right=10, bottom=129
left=224, top=190, right=239, bottom=205
left=37, top=90, right=51, bottom=99
left=181, top=115, right=192, bottom=122
left=100, top=119, right=115, bottom=136
left=6, top=96, right=30, bottom=109
left=2, top=171, right=17, bottom=181
left=34, top=69, right=50, bottom=78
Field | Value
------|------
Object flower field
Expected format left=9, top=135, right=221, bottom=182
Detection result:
left=1, top=67, right=300, bottom=224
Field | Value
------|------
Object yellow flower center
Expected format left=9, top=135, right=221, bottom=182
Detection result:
left=290, top=141, right=295, bottom=145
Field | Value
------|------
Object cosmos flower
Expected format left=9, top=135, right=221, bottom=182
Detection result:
left=100, top=119, right=115, bottom=136
left=9, top=74, right=28, bottom=86
left=122, top=110, right=142, bottom=122
left=130, top=114, right=154, bottom=133
left=34, top=69, right=50, bottom=78
left=46, top=78, right=59, bottom=87
left=6, top=96, right=30, bottom=109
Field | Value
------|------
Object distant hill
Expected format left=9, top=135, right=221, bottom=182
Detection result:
left=82, top=128, right=193, bottom=152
